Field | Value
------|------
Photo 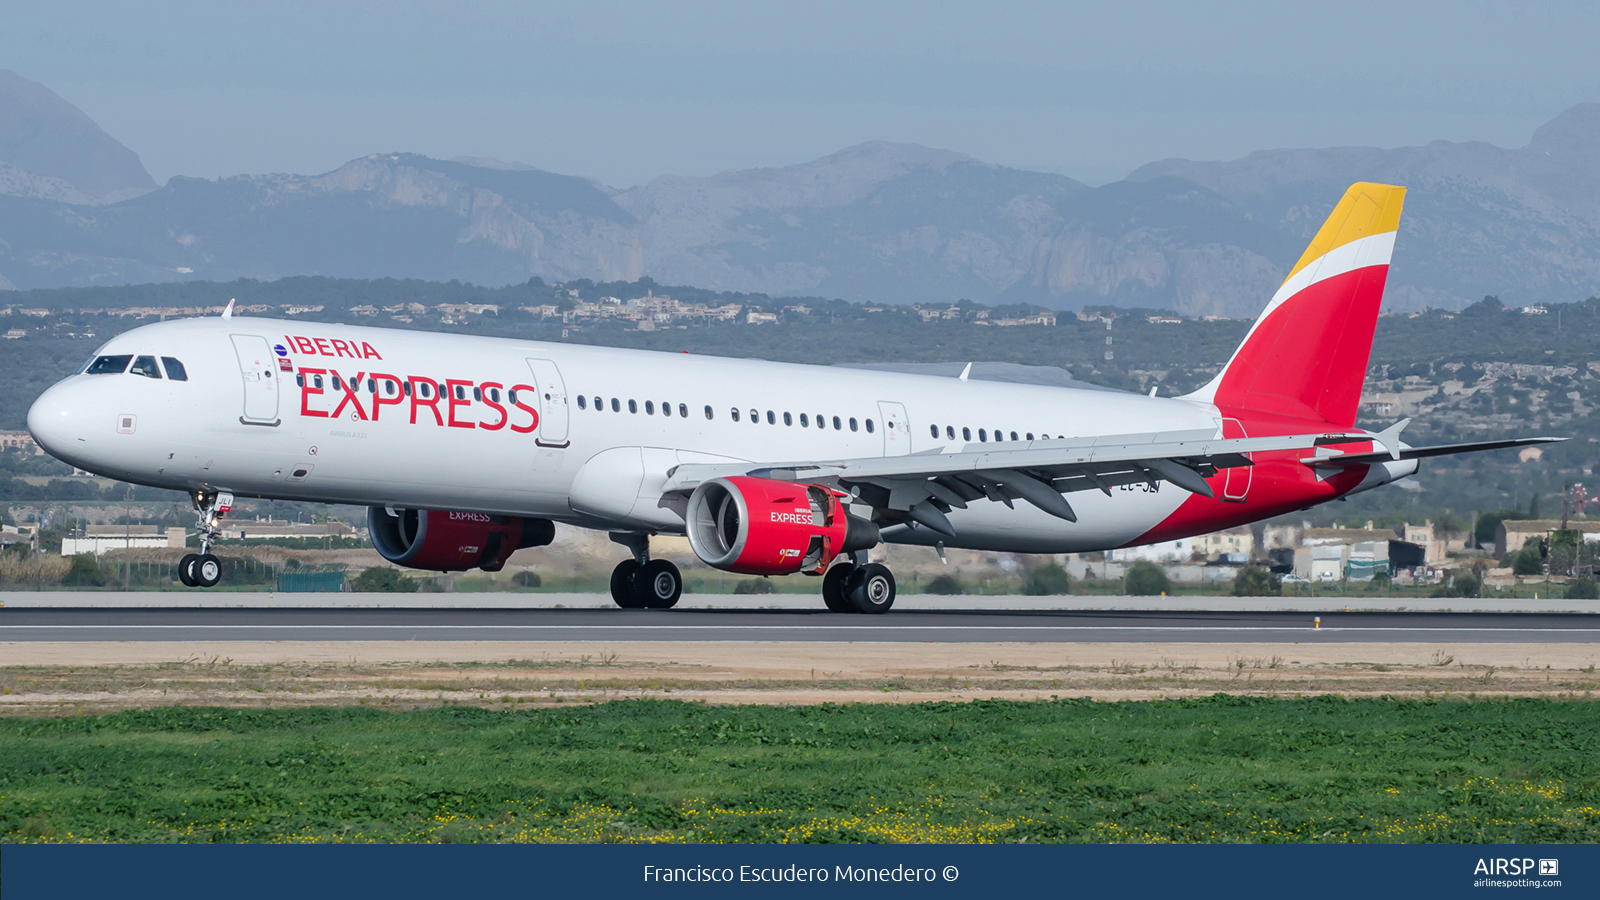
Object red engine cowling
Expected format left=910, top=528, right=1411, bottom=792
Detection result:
left=367, top=507, right=556, bottom=572
left=685, top=476, right=879, bottom=576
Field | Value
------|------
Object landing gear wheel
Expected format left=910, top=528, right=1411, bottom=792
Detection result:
left=610, top=559, right=646, bottom=608
left=846, top=563, right=896, bottom=614
left=822, top=563, right=854, bottom=613
left=193, top=553, right=223, bottom=588
left=178, top=553, right=199, bottom=587
left=639, top=560, right=682, bottom=609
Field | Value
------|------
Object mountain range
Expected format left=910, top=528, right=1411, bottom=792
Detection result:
left=3, top=68, right=1599, bottom=316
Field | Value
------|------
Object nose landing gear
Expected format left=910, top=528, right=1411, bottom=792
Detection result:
left=608, top=532, right=681, bottom=609
left=179, top=491, right=233, bottom=589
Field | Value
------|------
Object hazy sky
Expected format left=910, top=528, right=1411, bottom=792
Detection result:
left=7, top=1, right=1600, bottom=187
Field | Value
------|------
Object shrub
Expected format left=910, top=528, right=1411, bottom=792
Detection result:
left=1231, top=563, right=1281, bottom=597
left=512, top=570, right=541, bottom=588
left=65, top=553, right=103, bottom=587
left=1431, top=570, right=1481, bottom=598
left=1022, top=562, right=1071, bottom=595
left=1565, top=577, right=1599, bottom=600
left=924, top=573, right=964, bottom=595
left=1510, top=548, right=1544, bottom=576
left=732, top=578, right=773, bottom=594
left=351, top=567, right=419, bottom=593
left=1124, top=561, right=1171, bottom=596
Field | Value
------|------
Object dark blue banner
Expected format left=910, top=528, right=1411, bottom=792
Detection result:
left=2, top=844, right=1593, bottom=898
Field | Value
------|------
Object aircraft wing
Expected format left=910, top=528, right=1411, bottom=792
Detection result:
left=661, top=427, right=1380, bottom=537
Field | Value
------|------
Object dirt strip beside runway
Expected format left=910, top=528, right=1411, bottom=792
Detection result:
left=0, top=641, right=1596, bottom=713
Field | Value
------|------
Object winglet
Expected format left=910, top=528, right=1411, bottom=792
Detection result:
left=1373, top=417, right=1410, bottom=460
left=958, top=363, right=971, bottom=382
left=221, top=299, right=235, bottom=319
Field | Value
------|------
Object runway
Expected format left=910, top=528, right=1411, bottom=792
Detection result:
left=2, top=607, right=1597, bottom=643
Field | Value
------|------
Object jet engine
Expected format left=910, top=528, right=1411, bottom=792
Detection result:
left=366, top=507, right=555, bottom=573
left=685, top=476, right=879, bottom=576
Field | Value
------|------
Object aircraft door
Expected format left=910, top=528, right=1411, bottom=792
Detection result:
left=231, top=334, right=280, bottom=425
left=525, top=358, right=570, bottom=446
left=877, top=401, right=911, bottom=456
left=1220, top=417, right=1251, bottom=502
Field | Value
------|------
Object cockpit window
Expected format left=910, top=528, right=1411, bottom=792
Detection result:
left=161, top=357, right=188, bottom=381
left=85, top=355, right=133, bottom=375
left=130, top=356, right=162, bottom=379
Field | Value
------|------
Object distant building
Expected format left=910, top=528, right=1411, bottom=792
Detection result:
left=62, top=526, right=187, bottom=556
left=0, top=430, right=42, bottom=455
left=1196, top=526, right=1254, bottom=560
left=1109, top=538, right=1193, bottom=563
left=1145, top=316, right=1182, bottom=324
left=1495, top=519, right=1600, bottom=559
left=3, top=328, right=25, bottom=339
left=746, top=311, right=778, bottom=325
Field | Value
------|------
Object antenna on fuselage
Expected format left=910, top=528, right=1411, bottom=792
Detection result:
left=958, top=363, right=971, bottom=382
left=221, top=299, right=235, bottom=319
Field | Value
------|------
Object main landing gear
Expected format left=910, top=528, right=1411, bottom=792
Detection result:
left=821, top=554, right=896, bottom=614
left=608, top=532, right=682, bottom=609
left=178, top=491, right=232, bottom=589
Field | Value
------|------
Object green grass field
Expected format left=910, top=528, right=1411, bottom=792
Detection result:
left=3, top=697, right=1597, bottom=844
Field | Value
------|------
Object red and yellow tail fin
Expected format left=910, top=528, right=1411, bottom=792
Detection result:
left=1187, top=182, right=1406, bottom=427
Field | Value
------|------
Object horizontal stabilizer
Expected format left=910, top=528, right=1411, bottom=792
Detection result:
left=1305, top=436, right=1566, bottom=468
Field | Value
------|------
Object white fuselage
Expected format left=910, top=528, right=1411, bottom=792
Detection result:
left=27, top=317, right=1328, bottom=553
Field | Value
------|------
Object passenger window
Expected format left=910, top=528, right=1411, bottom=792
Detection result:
left=296, top=374, right=304, bottom=387
left=929, top=425, right=938, bottom=438
left=334, top=375, right=344, bottom=391
left=731, top=408, right=741, bottom=422
left=946, top=426, right=955, bottom=440
left=849, top=418, right=858, bottom=432
left=577, top=395, right=587, bottom=409
left=832, top=416, right=841, bottom=430
left=680, top=403, right=689, bottom=418
left=314, top=375, right=324, bottom=389
left=645, top=401, right=654, bottom=415
left=962, top=427, right=971, bottom=441
left=783, top=412, right=792, bottom=426
left=766, top=410, right=775, bottom=425
left=802, top=414, right=810, bottom=427
left=1010, top=431, right=1018, bottom=441
left=865, top=419, right=874, bottom=433
left=1026, top=432, right=1034, bottom=441
left=489, top=387, right=500, bottom=403
left=750, top=409, right=759, bottom=424
left=473, top=387, right=482, bottom=401
left=611, top=398, right=620, bottom=412
left=160, top=357, right=187, bottom=381
left=979, top=429, right=987, bottom=442
left=816, top=414, right=825, bottom=429
left=86, top=354, right=133, bottom=375
left=704, top=405, right=713, bottom=420
left=629, top=399, right=638, bottom=414
left=405, top=382, right=413, bottom=396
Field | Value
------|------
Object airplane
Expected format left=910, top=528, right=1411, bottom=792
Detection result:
left=26, top=182, right=1559, bottom=611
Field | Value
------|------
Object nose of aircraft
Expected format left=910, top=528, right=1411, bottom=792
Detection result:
left=27, top=378, right=90, bottom=464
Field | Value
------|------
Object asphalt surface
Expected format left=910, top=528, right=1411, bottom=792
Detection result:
left=1, top=607, right=1596, bottom=643
left=5, top=591, right=1600, bottom=614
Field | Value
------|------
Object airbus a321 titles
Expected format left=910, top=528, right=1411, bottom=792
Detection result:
left=27, top=184, right=1558, bottom=611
